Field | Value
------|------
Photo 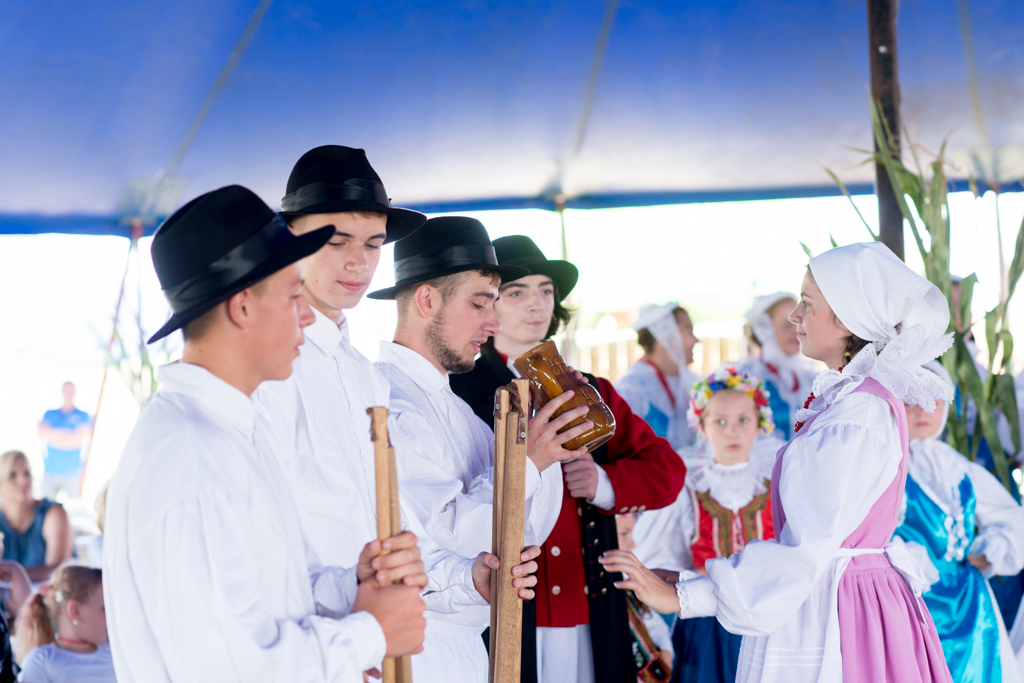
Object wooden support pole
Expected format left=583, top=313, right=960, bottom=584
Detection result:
left=368, top=407, right=412, bottom=683
left=489, top=388, right=510, bottom=680
left=490, top=379, right=530, bottom=683
left=867, top=0, right=904, bottom=261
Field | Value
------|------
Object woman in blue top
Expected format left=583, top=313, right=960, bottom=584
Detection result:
left=893, top=362, right=1024, bottom=683
left=0, top=451, right=72, bottom=582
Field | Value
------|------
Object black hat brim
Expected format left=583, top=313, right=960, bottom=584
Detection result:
left=367, top=263, right=530, bottom=301
left=279, top=201, right=426, bottom=244
left=504, top=259, right=578, bottom=300
left=147, top=225, right=335, bottom=343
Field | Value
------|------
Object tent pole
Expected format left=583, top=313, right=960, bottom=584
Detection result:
left=79, top=221, right=140, bottom=497
left=867, top=0, right=904, bottom=261
left=556, top=195, right=577, bottom=366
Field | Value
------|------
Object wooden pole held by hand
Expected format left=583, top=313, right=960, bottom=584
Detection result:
left=368, top=407, right=413, bottom=683
left=489, top=379, right=530, bottom=683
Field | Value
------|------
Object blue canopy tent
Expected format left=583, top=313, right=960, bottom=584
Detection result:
left=1, top=0, right=1022, bottom=238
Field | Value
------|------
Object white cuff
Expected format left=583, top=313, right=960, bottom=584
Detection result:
left=970, top=535, right=1008, bottom=578
left=524, top=458, right=542, bottom=498
left=675, top=576, right=717, bottom=619
left=587, top=464, right=616, bottom=511
left=345, top=611, right=389, bottom=672
left=311, top=565, right=358, bottom=618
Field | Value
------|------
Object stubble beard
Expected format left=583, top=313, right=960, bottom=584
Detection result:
left=426, top=307, right=476, bottom=374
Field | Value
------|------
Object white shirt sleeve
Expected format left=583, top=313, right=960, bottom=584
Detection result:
left=966, top=460, right=1024, bottom=578
left=153, top=487, right=386, bottom=682
left=389, top=409, right=562, bottom=558
left=678, top=393, right=900, bottom=636
left=588, top=464, right=616, bottom=510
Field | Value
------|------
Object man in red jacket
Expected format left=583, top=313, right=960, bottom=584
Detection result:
left=450, top=235, right=686, bottom=683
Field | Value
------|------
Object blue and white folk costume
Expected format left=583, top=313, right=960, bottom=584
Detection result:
left=736, top=292, right=817, bottom=440
left=894, top=361, right=1024, bottom=683
left=616, top=303, right=701, bottom=573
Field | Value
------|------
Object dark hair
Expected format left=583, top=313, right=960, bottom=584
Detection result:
left=844, top=334, right=870, bottom=362
left=636, top=306, right=687, bottom=355
left=482, top=280, right=575, bottom=354
left=395, top=269, right=501, bottom=317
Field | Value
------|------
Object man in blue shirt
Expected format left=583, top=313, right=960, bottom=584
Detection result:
left=38, top=382, right=91, bottom=500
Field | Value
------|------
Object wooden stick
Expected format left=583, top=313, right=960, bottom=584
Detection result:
left=368, top=407, right=408, bottom=683
left=489, top=387, right=511, bottom=681
left=490, top=379, right=530, bottom=683
left=388, top=444, right=413, bottom=683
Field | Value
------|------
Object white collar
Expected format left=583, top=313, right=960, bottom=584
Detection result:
left=683, top=438, right=778, bottom=510
left=378, top=341, right=450, bottom=394
left=157, top=362, right=255, bottom=437
left=304, top=308, right=350, bottom=355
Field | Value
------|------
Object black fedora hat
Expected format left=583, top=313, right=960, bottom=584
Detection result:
left=279, top=145, right=426, bottom=243
left=148, top=185, right=333, bottom=343
left=367, top=216, right=529, bottom=300
left=491, top=235, right=578, bottom=300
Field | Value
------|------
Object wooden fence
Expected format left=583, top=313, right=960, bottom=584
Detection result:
left=574, top=337, right=745, bottom=382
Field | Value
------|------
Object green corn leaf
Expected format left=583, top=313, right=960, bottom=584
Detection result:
left=824, top=167, right=877, bottom=240
left=1005, top=212, right=1024, bottom=308
left=985, top=308, right=999, bottom=372
left=829, top=234, right=839, bottom=249
left=800, top=241, right=814, bottom=259
left=959, top=273, right=978, bottom=334
left=954, top=335, right=1012, bottom=486
left=991, top=372, right=1022, bottom=454
left=998, top=330, right=1014, bottom=373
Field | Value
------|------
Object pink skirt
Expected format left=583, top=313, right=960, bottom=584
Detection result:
left=838, top=555, right=952, bottom=682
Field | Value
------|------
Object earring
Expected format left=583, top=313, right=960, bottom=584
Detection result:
left=72, top=619, right=79, bottom=626
left=844, top=351, right=851, bottom=360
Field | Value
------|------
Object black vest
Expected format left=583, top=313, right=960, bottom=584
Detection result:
left=450, top=348, right=635, bottom=683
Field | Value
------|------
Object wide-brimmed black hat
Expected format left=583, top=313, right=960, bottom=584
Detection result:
left=367, top=216, right=529, bottom=300
left=491, top=235, right=578, bottom=300
left=148, top=185, right=333, bottom=343
left=279, top=145, right=425, bottom=243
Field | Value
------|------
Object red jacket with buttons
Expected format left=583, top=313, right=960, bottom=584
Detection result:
left=533, top=377, right=687, bottom=627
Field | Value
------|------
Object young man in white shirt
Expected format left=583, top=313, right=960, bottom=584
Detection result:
left=104, top=185, right=428, bottom=683
left=370, top=216, right=597, bottom=680
left=254, top=148, right=541, bottom=682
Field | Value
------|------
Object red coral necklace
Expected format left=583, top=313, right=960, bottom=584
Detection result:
left=793, top=365, right=844, bottom=434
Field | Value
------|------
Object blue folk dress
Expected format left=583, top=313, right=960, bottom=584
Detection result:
left=893, top=436, right=1024, bottom=683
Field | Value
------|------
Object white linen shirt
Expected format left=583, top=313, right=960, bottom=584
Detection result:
left=103, top=362, right=385, bottom=683
left=253, top=310, right=484, bottom=616
left=375, top=342, right=563, bottom=560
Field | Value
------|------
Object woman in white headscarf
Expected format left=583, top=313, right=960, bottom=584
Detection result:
left=601, top=242, right=954, bottom=682
left=617, top=302, right=701, bottom=451
left=894, top=361, right=1024, bottom=683
left=738, top=292, right=818, bottom=439
left=616, top=303, right=701, bottom=574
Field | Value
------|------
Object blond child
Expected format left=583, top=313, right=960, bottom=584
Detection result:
left=16, top=563, right=113, bottom=682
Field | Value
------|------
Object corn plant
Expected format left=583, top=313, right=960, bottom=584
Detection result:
left=828, top=98, right=1024, bottom=489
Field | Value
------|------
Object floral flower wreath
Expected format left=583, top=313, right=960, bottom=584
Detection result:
left=688, top=366, right=775, bottom=436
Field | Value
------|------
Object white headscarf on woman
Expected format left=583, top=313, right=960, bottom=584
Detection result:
left=633, top=302, right=688, bottom=371
left=803, top=242, right=954, bottom=418
left=746, top=291, right=815, bottom=375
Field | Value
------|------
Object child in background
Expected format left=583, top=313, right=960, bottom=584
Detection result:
left=616, top=512, right=674, bottom=682
left=602, top=367, right=778, bottom=683
left=893, top=361, right=1024, bottom=683
left=15, top=564, right=113, bottom=683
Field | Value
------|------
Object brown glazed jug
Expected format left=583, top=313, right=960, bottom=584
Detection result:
left=512, top=340, right=616, bottom=452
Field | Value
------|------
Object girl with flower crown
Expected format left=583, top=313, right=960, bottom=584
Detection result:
left=601, top=242, right=953, bottom=682
left=894, top=361, right=1024, bottom=683
left=660, top=367, right=780, bottom=683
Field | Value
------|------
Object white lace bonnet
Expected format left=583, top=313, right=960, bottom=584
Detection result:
left=808, top=242, right=954, bottom=411
left=633, top=302, right=687, bottom=370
